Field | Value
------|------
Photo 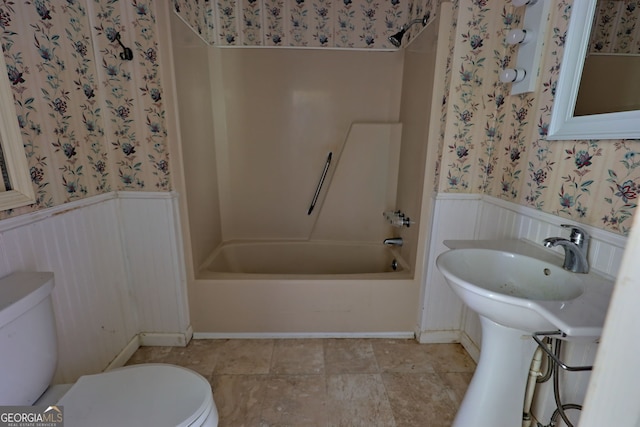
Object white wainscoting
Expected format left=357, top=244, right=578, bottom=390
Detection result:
left=0, top=192, right=189, bottom=384
left=118, top=192, right=191, bottom=341
left=419, top=193, right=627, bottom=425
left=417, top=194, right=481, bottom=346
left=419, top=193, right=626, bottom=343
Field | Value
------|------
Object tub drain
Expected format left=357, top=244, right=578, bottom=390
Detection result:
left=391, top=259, right=398, bottom=271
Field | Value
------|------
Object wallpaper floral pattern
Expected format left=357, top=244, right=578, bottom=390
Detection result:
left=1, top=0, right=638, bottom=235
left=172, top=0, right=436, bottom=49
left=590, top=0, right=640, bottom=54
left=439, top=0, right=639, bottom=235
left=0, top=0, right=169, bottom=218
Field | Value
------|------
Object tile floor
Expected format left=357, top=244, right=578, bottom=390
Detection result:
left=126, top=338, right=475, bottom=427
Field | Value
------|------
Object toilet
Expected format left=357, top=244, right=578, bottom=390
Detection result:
left=0, top=272, right=218, bottom=427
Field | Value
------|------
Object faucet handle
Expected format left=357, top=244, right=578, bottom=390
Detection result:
left=561, top=224, right=589, bottom=247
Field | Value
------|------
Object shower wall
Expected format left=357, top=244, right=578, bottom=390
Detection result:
left=172, top=12, right=407, bottom=273
left=172, top=8, right=446, bottom=276
left=171, top=12, right=223, bottom=271
left=395, top=11, right=449, bottom=272
left=209, top=48, right=404, bottom=243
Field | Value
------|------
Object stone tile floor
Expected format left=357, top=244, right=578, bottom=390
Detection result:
left=126, top=338, right=475, bottom=426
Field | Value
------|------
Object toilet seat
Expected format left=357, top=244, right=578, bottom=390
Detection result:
left=57, top=364, right=218, bottom=427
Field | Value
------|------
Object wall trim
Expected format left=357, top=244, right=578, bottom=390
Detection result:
left=459, top=331, right=480, bottom=363
left=0, top=193, right=115, bottom=232
left=139, top=327, right=193, bottom=347
left=104, top=335, right=140, bottom=372
left=103, top=325, right=195, bottom=371
left=214, top=44, right=398, bottom=53
left=0, top=191, right=178, bottom=233
left=434, top=192, right=482, bottom=201
left=193, top=331, right=416, bottom=340
left=416, top=330, right=461, bottom=344
left=117, top=190, right=178, bottom=200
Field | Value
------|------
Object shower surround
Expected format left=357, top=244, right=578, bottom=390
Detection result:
left=170, top=4, right=446, bottom=334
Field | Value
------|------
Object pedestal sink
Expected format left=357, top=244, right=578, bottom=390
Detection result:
left=436, top=243, right=614, bottom=427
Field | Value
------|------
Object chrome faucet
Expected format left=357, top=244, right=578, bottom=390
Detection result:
left=543, top=225, right=590, bottom=273
left=383, top=237, right=403, bottom=247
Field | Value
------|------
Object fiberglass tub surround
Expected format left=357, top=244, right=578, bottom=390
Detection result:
left=186, top=122, right=417, bottom=333
left=194, top=121, right=408, bottom=279
left=184, top=108, right=421, bottom=334
left=171, top=8, right=445, bottom=334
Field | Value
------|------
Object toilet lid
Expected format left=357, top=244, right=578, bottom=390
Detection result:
left=57, top=364, right=214, bottom=427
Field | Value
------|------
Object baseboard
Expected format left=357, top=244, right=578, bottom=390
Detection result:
left=139, top=327, right=193, bottom=347
left=103, top=327, right=194, bottom=372
left=459, top=330, right=480, bottom=363
left=104, top=335, right=140, bottom=371
left=193, top=331, right=416, bottom=340
left=416, top=329, right=461, bottom=344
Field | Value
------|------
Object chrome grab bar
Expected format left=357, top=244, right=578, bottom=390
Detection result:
left=307, top=152, right=332, bottom=215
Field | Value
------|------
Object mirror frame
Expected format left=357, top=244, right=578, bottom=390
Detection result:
left=547, top=0, right=640, bottom=140
left=0, top=52, right=36, bottom=210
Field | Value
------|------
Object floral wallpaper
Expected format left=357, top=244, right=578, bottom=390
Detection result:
left=439, top=0, right=639, bottom=235
left=590, top=0, right=640, bottom=54
left=172, top=0, right=437, bottom=49
left=0, top=0, right=169, bottom=218
left=2, top=0, right=638, bottom=236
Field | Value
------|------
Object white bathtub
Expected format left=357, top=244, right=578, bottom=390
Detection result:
left=198, top=240, right=410, bottom=279
left=192, top=240, right=416, bottom=334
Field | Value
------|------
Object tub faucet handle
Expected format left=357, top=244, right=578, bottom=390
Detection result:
left=383, top=210, right=414, bottom=228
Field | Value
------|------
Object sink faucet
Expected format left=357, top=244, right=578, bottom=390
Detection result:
left=383, top=237, right=403, bottom=247
left=543, top=225, right=590, bottom=273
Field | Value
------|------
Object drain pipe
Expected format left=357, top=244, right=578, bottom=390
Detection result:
left=523, top=346, right=545, bottom=427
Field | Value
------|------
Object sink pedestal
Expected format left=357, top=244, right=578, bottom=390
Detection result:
left=454, top=316, right=538, bottom=427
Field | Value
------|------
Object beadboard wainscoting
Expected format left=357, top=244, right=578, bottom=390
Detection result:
left=118, top=193, right=191, bottom=344
left=419, top=193, right=627, bottom=424
left=0, top=192, right=190, bottom=384
left=419, top=193, right=626, bottom=348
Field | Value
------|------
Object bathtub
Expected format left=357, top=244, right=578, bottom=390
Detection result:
left=198, top=240, right=411, bottom=279
left=191, top=240, right=416, bottom=335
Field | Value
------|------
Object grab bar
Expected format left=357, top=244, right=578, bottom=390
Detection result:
left=307, top=152, right=332, bottom=215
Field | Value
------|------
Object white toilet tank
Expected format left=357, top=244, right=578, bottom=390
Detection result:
left=0, top=272, right=57, bottom=405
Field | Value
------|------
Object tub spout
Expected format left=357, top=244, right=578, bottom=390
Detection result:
left=384, top=237, right=403, bottom=247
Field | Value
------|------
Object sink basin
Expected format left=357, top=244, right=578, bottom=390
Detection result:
left=436, top=246, right=613, bottom=338
left=435, top=243, right=615, bottom=427
left=437, top=249, right=582, bottom=333
left=444, top=249, right=583, bottom=300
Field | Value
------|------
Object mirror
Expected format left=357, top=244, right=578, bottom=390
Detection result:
left=0, top=52, right=35, bottom=210
left=548, top=0, right=640, bottom=140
